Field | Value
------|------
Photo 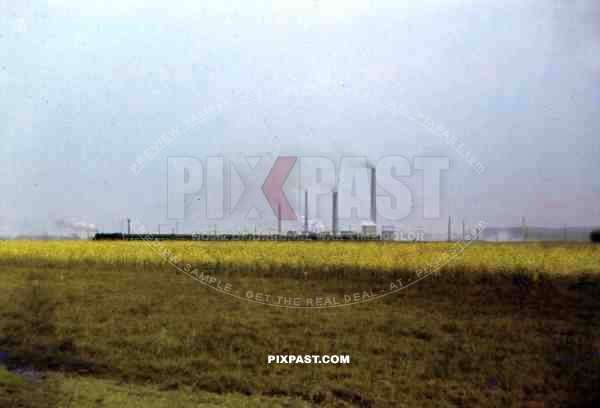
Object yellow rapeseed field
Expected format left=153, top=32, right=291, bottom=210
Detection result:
left=0, top=240, right=598, bottom=280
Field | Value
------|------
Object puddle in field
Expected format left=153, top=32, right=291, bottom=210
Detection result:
left=0, top=350, right=44, bottom=383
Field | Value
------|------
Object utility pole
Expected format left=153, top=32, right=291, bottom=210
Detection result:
left=127, top=218, right=131, bottom=235
left=448, top=216, right=452, bottom=242
left=563, top=224, right=567, bottom=241
left=462, top=218, right=465, bottom=241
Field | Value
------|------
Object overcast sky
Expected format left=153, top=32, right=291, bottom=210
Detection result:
left=2, top=0, right=599, bottom=235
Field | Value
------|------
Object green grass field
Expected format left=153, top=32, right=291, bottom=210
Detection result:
left=0, top=241, right=599, bottom=407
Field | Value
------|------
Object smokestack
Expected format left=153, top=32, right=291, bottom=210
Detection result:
left=304, top=189, right=309, bottom=233
left=278, top=202, right=282, bottom=235
left=127, top=218, right=131, bottom=235
left=332, top=191, right=338, bottom=236
left=370, top=167, right=376, bottom=225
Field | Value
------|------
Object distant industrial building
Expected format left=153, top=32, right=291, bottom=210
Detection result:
left=361, top=223, right=377, bottom=236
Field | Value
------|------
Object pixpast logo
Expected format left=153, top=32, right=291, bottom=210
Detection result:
left=167, top=155, right=449, bottom=222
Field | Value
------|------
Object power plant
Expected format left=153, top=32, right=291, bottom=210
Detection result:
left=97, top=164, right=384, bottom=241
left=94, top=165, right=581, bottom=242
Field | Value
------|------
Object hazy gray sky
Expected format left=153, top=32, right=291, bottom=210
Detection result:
left=2, top=0, right=599, bottom=235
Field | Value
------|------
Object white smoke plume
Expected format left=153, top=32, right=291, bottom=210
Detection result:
left=0, top=208, right=17, bottom=237
left=55, top=218, right=98, bottom=234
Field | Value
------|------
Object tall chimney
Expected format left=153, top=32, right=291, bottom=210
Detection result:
left=332, top=191, right=338, bottom=236
left=370, top=167, right=377, bottom=224
left=278, top=202, right=282, bottom=235
left=304, top=189, right=309, bottom=233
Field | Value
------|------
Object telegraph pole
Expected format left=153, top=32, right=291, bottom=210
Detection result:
left=448, top=216, right=452, bottom=242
